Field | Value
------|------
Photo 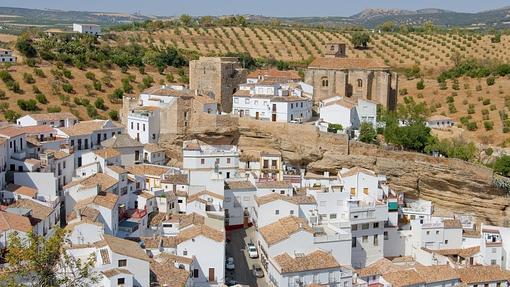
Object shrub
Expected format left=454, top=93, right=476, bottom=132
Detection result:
left=15, top=35, right=37, bottom=58
left=446, top=96, right=455, bottom=103
left=141, top=75, right=154, bottom=89
left=85, top=71, right=96, bottom=81
left=35, top=93, right=48, bottom=104
left=448, top=103, right=457, bottom=113
left=108, top=110, right=119, bottom=121
left=46, top=106, right=61, bottom=113
left=466, top=121, right=478, bottom=131
left=399, top=88, right=408, bottom=96
left=93, top=81, right=102, bottom=91
left=327, top=123, right=343, bottom=133
left=23, top=73, right=35, bottom=84
left=0, top=90, right=6, bottom=100
left=483, top=99, right=491, bottom=106
left=439, top=81, right=447, bottom=90
left=122, top=78, right=133, bottom=93
left=494, top=155, right=510, bottom=177
left=452, top=79, right=460, bottom=90
left=63, top=69, right=73, bottom=79
left=486, top=147, right=494, bottom=156
left=6, top=80, right=21, bottom=93
left=17, top=99, right=38, bottom=111
left=416, top=79, right=425, bottom=90
left=34, top=68, right=45, bottom=78
left=0, top=102, right=8, bottom=112
left=484, top=121, right=494, bottom=131
left=62, top=83, right=74, bottom=94
left=486, top=76, right=496, bottom=86
left=475, top=84, right=482, bottom=91
left=4, top=110, right=20, bottom=122
left=358, top=122, right=377, bottom=144
left=86, top=105, right=98, bottom=118
left=94, top=98, right=106, bottom=110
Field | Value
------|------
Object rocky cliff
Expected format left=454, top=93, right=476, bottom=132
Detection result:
left=161, top=117, right=510, bottom=225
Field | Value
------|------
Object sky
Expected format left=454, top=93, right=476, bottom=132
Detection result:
left=0, top=0, right=508, bottom=17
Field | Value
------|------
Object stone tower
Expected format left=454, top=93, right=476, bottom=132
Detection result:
left=324, top=43, right=347, bottom=58
left=189, top=57, right=246, bottom=113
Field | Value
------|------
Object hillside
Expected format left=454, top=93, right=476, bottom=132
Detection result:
left=1, top=25, right=510, bottom=145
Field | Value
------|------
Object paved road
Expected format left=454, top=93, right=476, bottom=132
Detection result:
left=226, top=227, right=268, bottom=287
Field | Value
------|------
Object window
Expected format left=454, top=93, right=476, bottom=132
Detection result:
left=444, top=240, right=449, bottom=244
left=137, top=123, right=139, bottom=130
left=362, top=235, right=368, bottom=243
left=373, top=222, right=379, bottom=228
left=193, top=269, right=199, bottom=278
left=330, top=214, right=337, bottom=219
left=350, top=188, right=356, bottom=196
left=234, top=98, right=239, bottom=103
left=275, top=210, right=279, bottom=215
left=352, top=237, right=357, bottom=247
left=245, top=99, right=250, bottom=104
left=291, top=103, right=294, bottom=109
left=384, top=231, right=389, bottom=240
left=426, top=231, right=430, bottom=235
left=280, top=190, right=285, bottom=195
left=357, top=79, right=363, bottom=88
left=492, top=248, right=497, bottom=253
left=227, top=158, right=231, bottom=164
left=362, top=223, right=369, bottom=230
left=117, top=278, right=125, bottom=285
left=290, top=210, right=294, bottom=215
left=201, top=159, right=205, bottom=165
left=491, top=259, right=497, bottom=265
left=373, top=235, right=379, bottom=246
left=143, top=124, right=146, bottom=131
left=130, top=122, right=133, bottom=129
left=183, top=250, right=188, bottom=256
left=363, top=187, right=369, bottom=195
left=351, top=225, right=358, bottom=231
left=321, top=77, right=329, bottom=87
left=118, top=259, right=127, bottom=267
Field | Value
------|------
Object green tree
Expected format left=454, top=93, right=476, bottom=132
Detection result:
left=378, top=21, right=397, bottom=32
left=416, top=79, right=425, bottom=90
left=359, top=122, right=377, bottom=144
left=108, top=110, right=119, bottom=121
left=3, top=109, right=20, bottom=122
left=351, top=31, right=370, bottom=49
left=94, top=98, right=106, bottom=110
left=0, top=228, right=99, bottom=286
left=15, top=34, right=37, bottom=58
left=180, top=14, right=193, bottom=26
left=494, top=155, right=510, bottom=176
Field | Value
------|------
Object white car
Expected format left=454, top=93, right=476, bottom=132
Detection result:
left=225, top=257, right=235, bottom=270
left=247, top=243, right=258, bottom=258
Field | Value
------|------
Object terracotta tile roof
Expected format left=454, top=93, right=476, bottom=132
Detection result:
left=0, top=126, right=25, bottom=138
left=188, top=190, right=225, bottom=203
left=149, top=212, right=205, bottom=229
left=93, top=192, right=119, bottom=209
left=11, top=199, right=53, bottom=220
left=255, top=181, right=293, bottom=189
left=158, top=253, right=194, bottom=265
left=273, top=250, right=340, bottom=273
left=101, top=268, right=132, bottom=278
left=428, top=115, right=453, bottom=122
left=27, top=112, right=77, bottom=121
left=456, top=266, right=509, bottom=284
left=176, top=224, right=224, bottom=243
left=339, top=167, right=376, bottom=178
left=382, top=270, right=425, bottom=287
left=255, top=193, right=316, bottom=206
left=0, top=211, right=33, bottom=233
left=106, top=165, right=128, bottom=174
left=415, top=266, right=460, bottom=284
left=259, top=216, right=313, bottom=246
left=427, top=246, right=480, bottom=258
left=127, top=164, right=171, bottom=177
left=161, top=174, right=188, bottom=185
left=64, top=173, right=118, bottom=192
left=443, top=219, right=462, bottom=229
left=308, top=57, right=389, bottom=70
left=18, top=125, right=56, bottom=135
left=233, top=90, right=252, bottom=97
left=67, top=206, right=100, bottom=222
left=93, top=148, right=121, bottom=159
left=101, top=134, right=143, bottom=149
left=59, top=120, right=120, bottom=137
left=322, top=97, right=356, bottom=109
left=150, top=257, right=191, bottom=287
left=141, top=86, right=194, bottom=98
left=44, top=149, right=71, bottom=160
left=225, top=180, right=256, bottom=190
left=97, top=234, right=149, bottom=262
left=137, top=191, right=155, bottom=199
left=247, top=68, right=301, bottom=81
left=271, top=96, right=308, bottom=103
left=143, top=143, right=165, bottom=153
left=356, top=258, right=395, bottom=277
left=6, top=184, right=37, bottom=198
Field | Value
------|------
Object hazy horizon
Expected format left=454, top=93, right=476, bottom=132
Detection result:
left=0, top=0, right=508, bottom=17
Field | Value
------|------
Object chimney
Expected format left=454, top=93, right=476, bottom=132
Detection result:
left=324, top=171, right=330, bottom=178
left=76, top=208, right=81, bottom=221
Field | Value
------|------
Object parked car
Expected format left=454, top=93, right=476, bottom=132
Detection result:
left=252, top=263, right=264, bottom=278
left=247, top=243, right=258, bottom=258
left=225, top=257, right=235, bottom=270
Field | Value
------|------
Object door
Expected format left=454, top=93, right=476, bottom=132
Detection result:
left=239, top=110, right=244, bottom=117
left=272, top=114, right=276, bottom=122
left=255, top=112, right=259, bottom=120
left=208, top=268, right=215, bottom=282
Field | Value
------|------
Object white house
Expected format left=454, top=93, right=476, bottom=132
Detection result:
left=0, top=210, right=33, bottom=249
left=0, top=48, right=16, bottom=63
left=17, top=112, right=78, bottom=128
left=319, top=96, right=377, bottom=131
left=73, top=23, right=101, bottom=36
left=142, top=144, right=166, bottom=165
left=427, top=115, right=455, bottom=129
left=101, top=134, right=144, bottom=167
left=127, top=107, right=160, bottom=144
